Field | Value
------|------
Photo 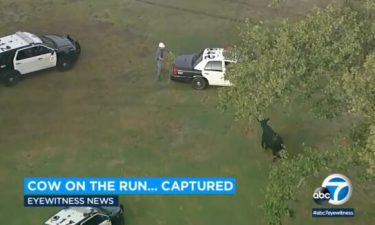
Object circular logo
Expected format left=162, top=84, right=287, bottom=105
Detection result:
left=321, top=174, right=352, bottom=205
left=312, top=187, right=331, bottom=205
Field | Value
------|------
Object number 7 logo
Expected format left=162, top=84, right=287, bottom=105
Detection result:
left=322, top=174, right=352, bottom=206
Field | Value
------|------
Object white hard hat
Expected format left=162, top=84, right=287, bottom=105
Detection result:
left=158, top=42, right=165, bottom=48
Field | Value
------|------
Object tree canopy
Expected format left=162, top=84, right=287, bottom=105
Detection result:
left=218, top=1, right=375, bottom=224
left=220, top=1, right=375, bottom=120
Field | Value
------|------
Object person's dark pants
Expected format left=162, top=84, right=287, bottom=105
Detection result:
left=156, top=60, right=163, bottom=80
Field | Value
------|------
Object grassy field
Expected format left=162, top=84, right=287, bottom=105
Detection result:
left=0, top=0, right=373, bottom=224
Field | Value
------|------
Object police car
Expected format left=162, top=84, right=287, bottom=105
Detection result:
left=44, top=206, right=124, bottom=225
left=0, top=31, right=81, bottom=86
left=171, top=48, right=236, bottom=90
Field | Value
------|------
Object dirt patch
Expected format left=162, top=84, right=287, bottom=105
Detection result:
left=108, top=158, right=125, bottom=166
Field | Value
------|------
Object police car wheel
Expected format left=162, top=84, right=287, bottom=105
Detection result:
left=58, top=60, right=72, bottom=71
left=192, top=77, right=207, bottom=90
left=4, top=71, right=20, bottom=87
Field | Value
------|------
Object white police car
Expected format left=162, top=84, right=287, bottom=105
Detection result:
left=171, top=48, right=236, bottom=90
left=44, top=206, right=124, bottom=225
left=0, top=31, right=81, bottom=86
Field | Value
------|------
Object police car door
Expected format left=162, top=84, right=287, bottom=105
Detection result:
left=222, top=61, right=233, bottom=86
left=14, top=45, right=56, bottom=74
left=202, top=61, right=225, bottom=86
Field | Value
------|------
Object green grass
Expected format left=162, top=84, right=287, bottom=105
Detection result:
left=1, top=0, right=373, bottom=225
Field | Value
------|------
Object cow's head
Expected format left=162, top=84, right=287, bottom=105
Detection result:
left=257, top=118, right=270, bottom=128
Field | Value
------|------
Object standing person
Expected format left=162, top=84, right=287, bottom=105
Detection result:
left=155, top=42, right=166, bottom=81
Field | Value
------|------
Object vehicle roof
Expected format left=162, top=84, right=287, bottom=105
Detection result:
left=194, top=48, right=236, bottom=70
left=202, top=48, right=235, bottom=62
left=0, top=31, right=42, bottom=53
left=44, top=207, right=98, bottom=225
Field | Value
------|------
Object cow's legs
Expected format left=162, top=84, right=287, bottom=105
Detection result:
left=261, top=141, right=267, bottom=150
left=272, top=149, right=281, bottom=161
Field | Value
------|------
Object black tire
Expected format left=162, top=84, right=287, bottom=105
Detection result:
left=57, top=59, right=73, bottom=71
left=4, top=71, right=20, bottom=87
left=192, top=77, right=207, bottom=90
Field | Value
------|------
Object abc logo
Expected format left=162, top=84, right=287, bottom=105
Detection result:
left=313, top=174, right=352, bottom=206
left=313, top=187, right=331, bottom=205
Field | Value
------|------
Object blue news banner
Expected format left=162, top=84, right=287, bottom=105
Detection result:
left=24, top=177, right=236, bottom=207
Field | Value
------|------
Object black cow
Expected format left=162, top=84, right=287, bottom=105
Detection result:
left=258, top=118, right=286, bottom=160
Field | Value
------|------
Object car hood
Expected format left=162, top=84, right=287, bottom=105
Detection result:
left=44, top=35, right=74, bottom=49
left=174, top=54, right=196, bottom=70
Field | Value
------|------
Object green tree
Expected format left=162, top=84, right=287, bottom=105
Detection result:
left=218, top=1, right=375, bottom=224
left=220, top=3, right=375, bottom=120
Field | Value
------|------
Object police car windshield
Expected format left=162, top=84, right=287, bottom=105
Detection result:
left=38, top=35, right=56, bottom=48
left=96, top=206, right=110, bottom=214
left=192, top=51, right=203, bottom=68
